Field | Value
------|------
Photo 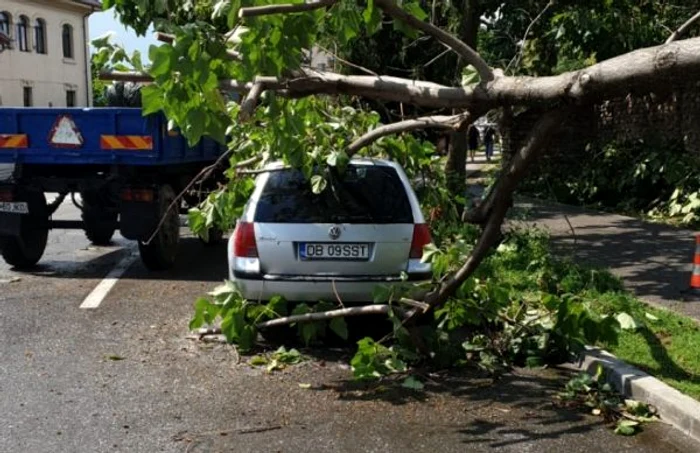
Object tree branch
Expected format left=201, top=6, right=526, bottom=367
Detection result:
left=347, top=112, right=471, bottom=156
left=424, top=108, right=570, bottom=312
left=101, top=37, right=700, bottom=111
left=238, top=0, right=338, bottom=18
left=143, top=153, right=261, bottom=245
left=506, top=0, right=554, bottom=73
left=464, top=108, right=567, bottom=225
left=374, top=0, right=493, bottom=82
left=256, top=305, right=407, bottom=329
left=239, top=80, right=264, bottom=121
left=315, top=45, right=378, bottom=76
left=666, top=10, right=700, bottom=43
left=99, top=71, right=154, bottom=83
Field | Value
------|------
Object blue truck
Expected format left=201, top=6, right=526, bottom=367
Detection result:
left=0, top=107, right=226, bottom=270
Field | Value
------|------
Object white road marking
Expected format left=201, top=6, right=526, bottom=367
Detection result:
left=80, top=249, right=138, bottom=309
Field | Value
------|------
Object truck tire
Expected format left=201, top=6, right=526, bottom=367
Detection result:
left=0, top=191, right=48, bottom=269
left=81, top=193, right=118, bottom=246
left=138, top=184, right=179, bottom=271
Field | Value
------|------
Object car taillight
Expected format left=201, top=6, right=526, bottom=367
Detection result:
left=0, top=188, right=13, bottom=202
left=233, top=222, right=258, bottom=257
left=410, top=223, right=432, bottom=259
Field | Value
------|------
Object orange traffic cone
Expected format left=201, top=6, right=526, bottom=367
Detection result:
left=690, top=233, right=700, bottom=296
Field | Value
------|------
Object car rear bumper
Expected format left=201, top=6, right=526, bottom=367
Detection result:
left=231, top=273, right=431, bottom=303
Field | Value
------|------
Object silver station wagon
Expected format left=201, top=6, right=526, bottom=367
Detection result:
left=228, top=158, right=432, bottom=303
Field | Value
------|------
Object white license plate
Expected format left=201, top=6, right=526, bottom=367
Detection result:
left=299, top=243, right=371, bottom=260
left=0, top=201, right=29, bottom=214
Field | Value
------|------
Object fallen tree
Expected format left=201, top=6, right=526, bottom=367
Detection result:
left=100, top=0, right=700, bottom=372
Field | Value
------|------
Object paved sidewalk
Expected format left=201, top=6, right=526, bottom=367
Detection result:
left=465, top=158, right=700, bottom=322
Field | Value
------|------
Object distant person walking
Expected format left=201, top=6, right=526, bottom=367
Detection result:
left=468, top=126, right=480, bottom=162
left=484, top=126, right=496, bottom=162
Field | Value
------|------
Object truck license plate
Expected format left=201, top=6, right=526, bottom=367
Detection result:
left=0, top=202, right=29, bottom=214
left=299, top=243, right=371, bottom=260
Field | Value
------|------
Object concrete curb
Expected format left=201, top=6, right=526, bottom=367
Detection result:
left=569, top=347, right=700, bottom=443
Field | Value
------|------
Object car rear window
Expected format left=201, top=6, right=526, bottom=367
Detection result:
left=254, top=165, right=414, bottom=224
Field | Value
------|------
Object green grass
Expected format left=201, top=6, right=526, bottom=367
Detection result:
left=590, top=291, right=700, bottom=400
left=481, top=227, right=700, bottom=400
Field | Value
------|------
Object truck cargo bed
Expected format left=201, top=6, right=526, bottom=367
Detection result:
left=0, top=108, right=224, bottom=167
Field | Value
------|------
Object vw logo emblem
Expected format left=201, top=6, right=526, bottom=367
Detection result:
left=328, top=226, right=341, bottom=240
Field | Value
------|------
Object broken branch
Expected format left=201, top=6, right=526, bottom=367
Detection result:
left=666, top=10, right=700, bottom=43
left=347, top=112, right=471, bottom=156
left=239, top=80, right=265, bottom=121
left=143, top=152, right=261, bottom=245
left=258, top=305, right=407, bottom=329
left=425, top=108, right=570, bottom=313
left=238, top=0, right=338, bottom=18
left=464, top=108, right=569, bottom=225
left=374, top=0, right=493, bottom=82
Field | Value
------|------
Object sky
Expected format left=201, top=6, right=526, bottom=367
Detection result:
left=88, top=8, right=157, bottom=57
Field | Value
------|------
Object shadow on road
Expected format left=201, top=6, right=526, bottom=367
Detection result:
left=8, top=237, right=228, bottom=283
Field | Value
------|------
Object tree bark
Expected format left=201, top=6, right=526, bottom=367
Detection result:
left=445, top=127, right=468, bottom=198
left=444, top=0, right=482, bottom=205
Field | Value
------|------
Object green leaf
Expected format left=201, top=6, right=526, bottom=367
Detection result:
left=403, top=2, right=427, bottom=21
left=385, top=357, right=407, bottom=373
left=140, top=84, right=164, bottom=115
left=272, top=346, right=304, bottom=364
left=616, top=312, right=641, bottom=331
left=148, top=44, right=172, bottom=78
left=401, top=376, right=424, bottom=390
left=614, top=419, right=640, bottom=436
left=329, top=317, right=349, bottom=340
left=461, top=65, right=481, bottom=87
left=190, top=297, right=220, bottom=330
left=363, top=0, right=383, bottom=35
left=420, top=243, right=440, bottom=263
left=310, top=175, right=327, bottom=194
left=91, top=32, right=113, bottom=49
left=249, top=355, right=269, bottom=366
left=326, top=150, right=349, bottom=170
left=644, top=312, right=659, bottom=322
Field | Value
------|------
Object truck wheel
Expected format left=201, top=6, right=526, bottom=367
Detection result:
left=138, top=184, right=180, bottom=271
left=81, top=193, right=118, bottom=246
left=0, top=191, right=48, bottom=269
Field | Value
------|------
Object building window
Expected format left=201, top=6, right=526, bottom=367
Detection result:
left=17, top=16, right=29, bottom=52
left=66, top=90, right=76, bottom=107
left=0, top=12, right=11, bottom=38
left=62, top=24, right=73, bottom=59
left=23, top=87, right=33, bottom=107
left=34, top=19, right=46, bottom=54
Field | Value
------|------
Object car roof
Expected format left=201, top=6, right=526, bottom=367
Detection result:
left=262, top=158, right=400, bottom=170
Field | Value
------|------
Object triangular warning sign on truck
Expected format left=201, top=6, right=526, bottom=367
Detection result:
left=48, top=115, right=84, bottom=148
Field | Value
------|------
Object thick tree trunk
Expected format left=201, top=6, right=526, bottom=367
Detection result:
left=444, top=0, right=481, bottom=203
left=445, top=129, right=468, bottom=198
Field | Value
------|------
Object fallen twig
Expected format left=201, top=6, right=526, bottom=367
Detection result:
left=143, top=152, right=261, bottom=245
left=258, top=305, right=407, bottom=329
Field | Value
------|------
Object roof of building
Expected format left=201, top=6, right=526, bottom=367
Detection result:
left=73, top=0, right=102, bottom=8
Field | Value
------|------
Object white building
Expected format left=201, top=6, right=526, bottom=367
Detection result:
left=0, top=0, right=100, bottom=107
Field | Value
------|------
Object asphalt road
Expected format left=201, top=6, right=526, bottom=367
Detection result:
left=0, top=198, right=698, bottom=452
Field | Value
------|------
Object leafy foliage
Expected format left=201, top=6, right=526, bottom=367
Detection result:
left=249, top=346, right=306, bottom=373
left=522, top=140, right=700, bottom=227
left=190, top=282, right=288, bottom=352
left=557, top=365, right=658, bottom=435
